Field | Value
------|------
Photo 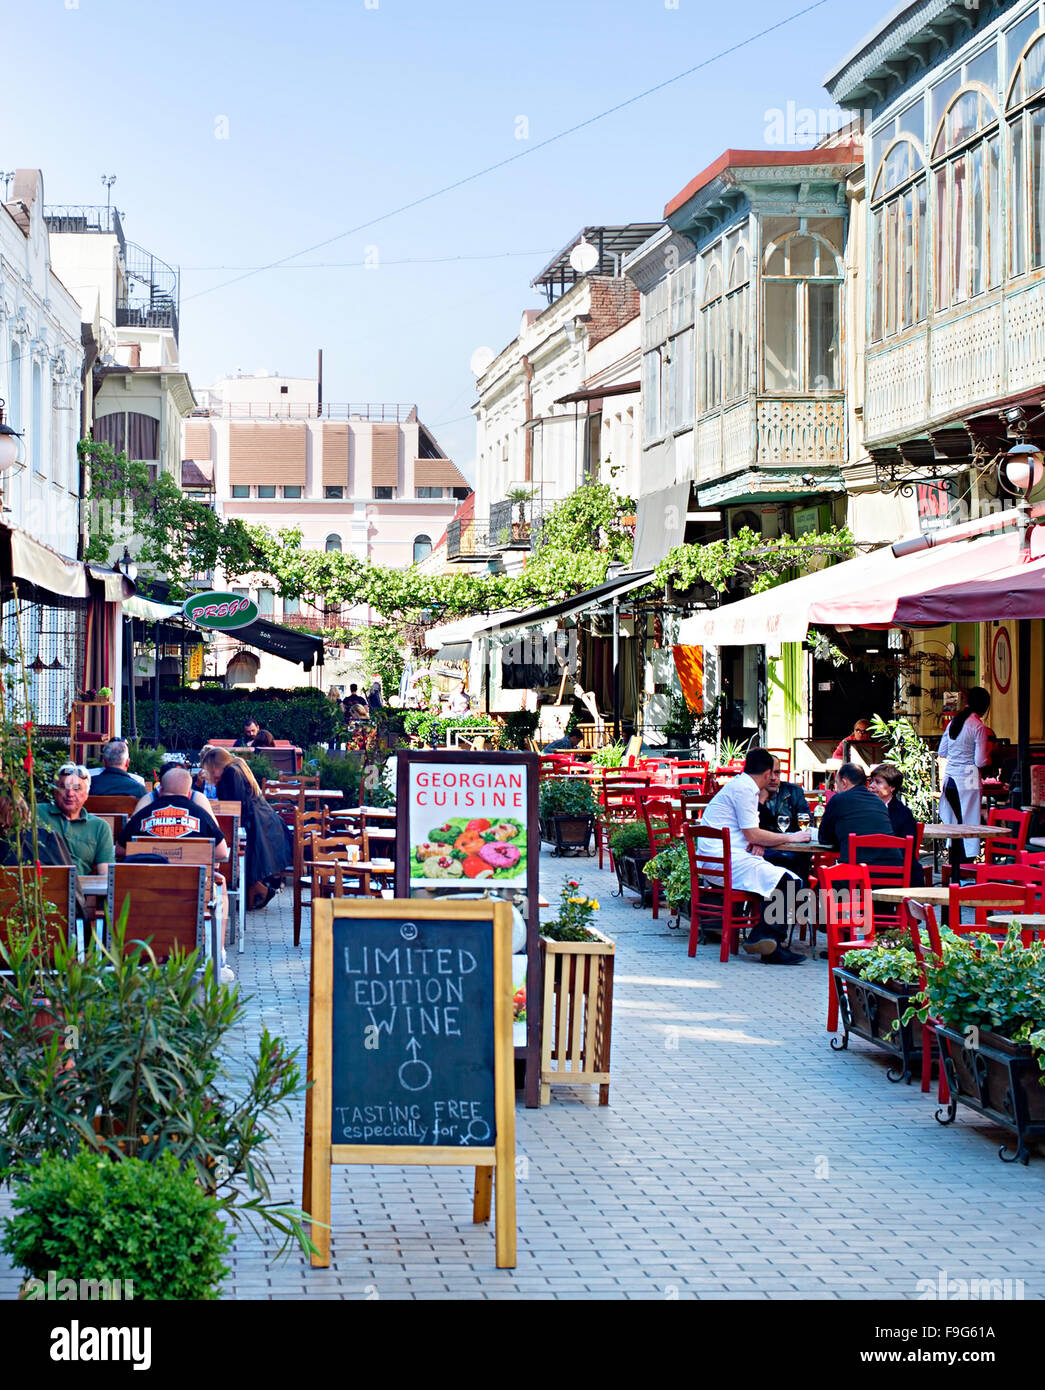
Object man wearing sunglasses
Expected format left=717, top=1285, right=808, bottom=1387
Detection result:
left=36, top=763, right=114, bottom=876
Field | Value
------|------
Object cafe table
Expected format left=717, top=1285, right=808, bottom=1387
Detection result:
left=919, top=823, right=1008, bottom=874
left=266, top=787, right=344, bottom=804
left=987, top=913, right=1045, bottom=930
left=1030, top=838, right=1045, bottom=851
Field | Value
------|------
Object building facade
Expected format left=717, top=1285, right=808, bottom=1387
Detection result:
left=184, top=374, right=469, bottom=687
left=826, top=0, right=1045, bottom=747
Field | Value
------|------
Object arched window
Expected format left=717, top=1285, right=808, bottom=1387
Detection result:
left=413, top=534, right=433, bottom=563
left=931, top=84, right=1000, bottom=307
left=1006, top=30, right=1045, bottom=276
left=724, top=246, right=750, bottom=400
left=762, top=228, right=843, bottom=392
left=699, top=258, right=723, bottom=411
left=325, top=533, right=342, bottom=553
left=870, top=135, right=928, bottom=340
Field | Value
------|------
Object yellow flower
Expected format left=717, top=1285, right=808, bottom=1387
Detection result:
left=567, top=896, right=585, bottom=905
left=589, top=899, right=600, bottom=910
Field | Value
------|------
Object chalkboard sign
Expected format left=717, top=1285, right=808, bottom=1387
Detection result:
left=330, top=914, right=496, bottom=1147
left=304, top=897, right=516, bottom=1269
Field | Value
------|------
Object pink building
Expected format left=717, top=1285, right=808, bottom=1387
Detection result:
left=181, top=374, right=470, bottom=688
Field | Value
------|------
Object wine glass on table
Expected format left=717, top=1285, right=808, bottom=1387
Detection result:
left=797, top=810, right=811, bottom=834
left=777, top=814, right=792, bottom=836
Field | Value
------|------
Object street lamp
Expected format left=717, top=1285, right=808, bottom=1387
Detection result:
left=0, top=399, right=25, bottom=472
left=116, top=546, right=138, bottom=583
left=1000, top=442, right=1045, bottom=497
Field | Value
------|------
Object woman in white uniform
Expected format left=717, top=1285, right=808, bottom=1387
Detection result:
left=937, top=687, right=991, bottom=868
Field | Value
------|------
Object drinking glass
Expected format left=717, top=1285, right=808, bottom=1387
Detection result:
left=777, top=815, right=791, bottom=834
left=797, top=811, right=810, bottom=831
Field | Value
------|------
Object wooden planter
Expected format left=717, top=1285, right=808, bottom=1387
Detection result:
left=935, top=1024, right=1045, bottom=1163
left=830, top=968, right=923, bottom=1083
left=539, top=928, right=615, bottom=1106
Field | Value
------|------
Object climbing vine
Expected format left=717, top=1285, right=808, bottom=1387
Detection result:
left=654, top=525, right=857, bottom=596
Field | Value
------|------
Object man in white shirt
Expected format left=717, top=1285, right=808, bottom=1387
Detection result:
left=697, top=747, right=811, bottom=965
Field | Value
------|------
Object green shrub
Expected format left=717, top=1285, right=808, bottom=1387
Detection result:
left=402, top=710, right=497, bottom=748
left=2, top=1150, right=233, bottom=1300
left=591, top=742, right=627, bottom=768
left=608, top=819, right=652, bottom=857
left=643, top=840, right=690, bottom=908
left=158, top=689, right=340, bottom=750
left=0, top=914, right=309, bottom=1250
left=499, top=711, right=539, bottom=750
left=124, top=743, right=166, bottom=779
left=538, top=777, right=596, bottom=820
left=306, top=747, right=364, bottom=798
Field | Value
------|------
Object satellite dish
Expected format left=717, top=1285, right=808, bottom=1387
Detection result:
left=470, top=346, right=495, bottom=377
left=569, top=238, right=599, bottom=274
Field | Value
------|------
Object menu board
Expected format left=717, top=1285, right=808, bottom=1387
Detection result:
left=404, top=759, right=529, bottom=891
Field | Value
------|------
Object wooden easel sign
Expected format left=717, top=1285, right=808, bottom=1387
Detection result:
left=304, top=898, right=516, bottom=1269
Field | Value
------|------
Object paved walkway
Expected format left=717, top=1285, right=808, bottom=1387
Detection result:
left=2, top=843, right=1042, bottom=1300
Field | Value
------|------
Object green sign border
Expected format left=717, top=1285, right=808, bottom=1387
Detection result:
left=182, top=591, right=259, bottom=631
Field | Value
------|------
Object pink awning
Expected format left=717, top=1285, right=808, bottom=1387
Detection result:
left=809, top=528, right=1045, bottom=629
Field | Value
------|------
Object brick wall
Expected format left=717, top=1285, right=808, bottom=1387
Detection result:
left=586, top=278, right=639, bottom=348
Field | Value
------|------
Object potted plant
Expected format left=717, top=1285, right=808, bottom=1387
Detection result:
left=662, top=694, right=696, bottom=750
left=505, top=485, right=535, bottom=541
left=643, top=840, right=691, bottom=926
left=539, top=877, right=615, bottom=1105
left=3, top=1150, right=233, bottom=1300
left=538, top=776, right=596, bottom=855
left=905, top=926, right=1045, bottom=1162
left=831, top=940, right=926, bottom=1083
left=608, top=818, right=653, bottom=904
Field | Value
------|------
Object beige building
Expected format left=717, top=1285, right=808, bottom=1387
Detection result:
left=184, top=374, right=470, bottom=687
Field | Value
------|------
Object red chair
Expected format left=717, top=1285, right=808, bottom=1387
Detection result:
left=766, top=748, right=791, bottom=781
left=847, top=834, right=914, bottom=928
left=902, top=898, right=949, bottom=1104
left=947, top=880, right=1037, bottom=937
left=1019, top=850, right=1045, bottom=868
left=983, top=808, right=1033, bottom=866
left=818, top=862, right=875, bottom=1033
left=968, top=864, right=1045, bottom=912
left=639, top=796, right=684, bottom=920
left=595, top=775, right=651, bottom=870
left=681, top=823, right=762, bottom=961
left=678, top=789, right=712, bottom=822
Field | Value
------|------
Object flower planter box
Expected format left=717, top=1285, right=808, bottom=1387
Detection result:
left=539, top=927, right=615, bottom=1106
left=935, top=1024, right=1045, bottom=1163
left=549, top=815, right=594, bottom=856
left=830, top=967, right=923, bottom=1083
left=615, top=847, right=652, bottom=905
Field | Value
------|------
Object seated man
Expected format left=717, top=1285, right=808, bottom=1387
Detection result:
left=831, top=719, right=870, bottom=762
left=90, top=739, right=146, bottom=797
left=697, top=747, right=811, bottom=965
left=759, top=756, right=812, bottom=876
left=132, top=761, right=214, bottom=817
left=342, top=685, right=369, bottom=722
left=817, top=763, right=904, bottom=867
left=242, top=716, right=275, bottom=748
left=117, top=767, right=234, bottom=982
left=544, top=729, right=583, bottom=754
left=37, top=763, right=114, bottom=876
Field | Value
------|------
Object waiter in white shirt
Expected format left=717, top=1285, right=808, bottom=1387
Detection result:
left=697, top=747, right=812, bottom=965
left=938, top=686, right=992, bottom=868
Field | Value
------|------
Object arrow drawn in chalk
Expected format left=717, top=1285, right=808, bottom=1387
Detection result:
left=397, top=1035, right=432, bottom=1092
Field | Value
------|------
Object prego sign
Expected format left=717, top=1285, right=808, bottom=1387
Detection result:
left=182, top=591, right=259, bottom=630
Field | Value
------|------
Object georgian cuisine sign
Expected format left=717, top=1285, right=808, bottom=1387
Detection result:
left=407, top=763, right=528, bottom=888
left=181, top=590, right=259, bottom=630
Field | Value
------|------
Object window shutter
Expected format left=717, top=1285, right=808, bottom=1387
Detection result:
left=228, top=422, right=307, bottom=486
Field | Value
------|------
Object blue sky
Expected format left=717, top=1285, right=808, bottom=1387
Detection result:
left=4, top=0, right=874, bottom=476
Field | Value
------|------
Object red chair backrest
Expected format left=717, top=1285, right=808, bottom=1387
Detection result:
left=969, top=863, right=1045, bottom=910
left=1019, top=851, right=1045, bottom=869
left=817, top=862, right=875, bottom=948
left=640, top=797, right=683, bottom=857
left=902, top=898, right=943, bottom=991
left=683, top=821, right=731, bottom=889
left=847, top=833, right=914, bottom=889
left=984, top=808, right=1032, bottom=864
left=947, top=880, right=1036, bottom=933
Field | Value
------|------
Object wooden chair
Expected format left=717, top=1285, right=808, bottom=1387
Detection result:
left=213, top=811, right=244, bottom=950
left=294, top=834, right=368, bottom=945
left=638, top=795, right=684, bottom=920
left=983, top=808, right=1033, bottom=866
left=678, top=789, right=711, bottom=822
left=846, top=833, right=914, bottom=928
left=93, top=812, right=125, bottom=840
left=0, top=865, right=78, bottom=964
left=310, top=834, right=374, bottom=903
left=766, top=748, right=792, bottom=781
left=682, top=822, right=763, bottom=962
left=902, top=898, right=949, bottom=1104
left=595, top=776, right=651, bottom=870
left=85, top=794, right=140, bottom=818
left=291, top=808, right=332, bottom=947
left=818, top=862, right=875, bottom=1033
left=125, top=838, right=221, bottom=924
left=106, top=863, right=209, bottom=964
left=947, top=880, right=1037, bottom=936
left=967, top=864, right=1045, bottom=915
left=210, top=798, right=243, bottom=818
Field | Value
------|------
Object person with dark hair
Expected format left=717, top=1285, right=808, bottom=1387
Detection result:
left=817, top=763, right=903, bottom=867
left=696, top=747, right=812, bottom=965
left=937, top=686, right=991, bottom=867
left=831, top=718, right=870, bottom=762
left=759, top=756, right=812, bottom=874
left=243, top=717, right=275, bottom=748
left=343, top=684, right=369, bottom=723
left=870, top=762, right=924, bottom=886
left=544, top=730, right=583, bottom=753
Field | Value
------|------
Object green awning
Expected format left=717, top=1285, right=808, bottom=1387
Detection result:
left=696, top=465, right=845, bottom=509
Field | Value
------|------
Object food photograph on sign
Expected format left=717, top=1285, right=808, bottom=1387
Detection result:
left=408, top=763, right=528, bottom=889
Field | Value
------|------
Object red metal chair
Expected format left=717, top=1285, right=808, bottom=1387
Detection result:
left=902, top=898, right=949, bottom=1104
left=639, top=796, right=684, bottom=920
left=983, top=808, right=1033, bottom=866
left=947, top=880, right=1037, bottom=938
left=681, top=822, right=762, bottom=962
left=847, top=833, right=915, bottom=928
left=817, top=862, right=875, bottom=1033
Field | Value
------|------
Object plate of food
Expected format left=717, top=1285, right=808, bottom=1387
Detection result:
left=412, top=815, right=527, bottom=881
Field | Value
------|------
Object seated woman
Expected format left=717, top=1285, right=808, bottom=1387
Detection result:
left=869, top=762, right=924, bottom=887
left=200, top=746, right=290, bottom=911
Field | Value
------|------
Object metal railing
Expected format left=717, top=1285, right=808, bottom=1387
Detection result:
left=196, top=401, right=415, bottom=422
left=447, top=519, right=492, bottom=560
left=44, top=204, right=125, bottom=248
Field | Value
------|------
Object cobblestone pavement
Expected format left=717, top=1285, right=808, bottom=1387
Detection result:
left=2, top=843, right=1042, bottom=1301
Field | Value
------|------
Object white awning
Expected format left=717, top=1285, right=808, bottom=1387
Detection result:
left=424, top=610, right=518, bottom=650
left=9, top=530, right=88, bottom=598
left=123, top=594, right=181, bottom=622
